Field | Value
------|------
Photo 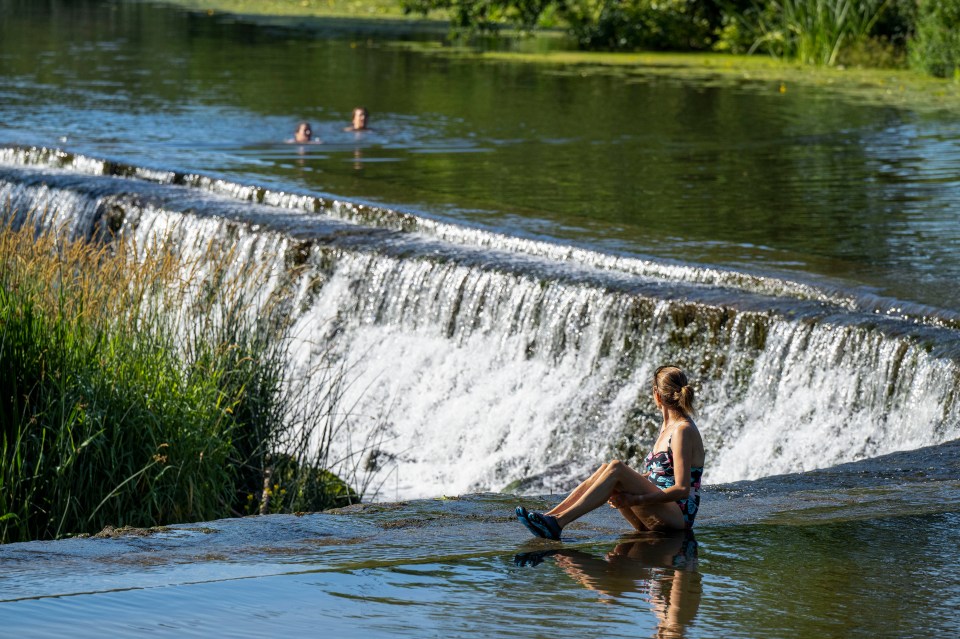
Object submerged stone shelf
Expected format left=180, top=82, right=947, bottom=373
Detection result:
left=3, top=441, right=959, bottom=637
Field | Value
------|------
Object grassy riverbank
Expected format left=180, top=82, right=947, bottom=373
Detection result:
left=0, top=219, right=358, bottom=544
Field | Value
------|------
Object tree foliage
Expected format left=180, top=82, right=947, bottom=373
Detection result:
left=401, top=0, right=555, bottom=31
left=910, top=0, right=960, bottom=78
left=401, top=0, right=732, bottom=49
left=399, top=0, right=940, bottom=75
left=562, top=0, right=727, bottom=50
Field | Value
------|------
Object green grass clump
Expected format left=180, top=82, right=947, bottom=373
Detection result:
left=0, top=217, right=359, bottom=543
left=733, top=0, right=890, bottom=66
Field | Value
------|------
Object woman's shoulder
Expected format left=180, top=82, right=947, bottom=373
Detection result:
left=674, top=419, right=699, bottom=435
left=671, top=420, right=703, bottom=446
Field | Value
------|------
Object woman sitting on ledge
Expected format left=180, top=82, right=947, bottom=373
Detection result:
left=517, top=365, right=705, bottom=540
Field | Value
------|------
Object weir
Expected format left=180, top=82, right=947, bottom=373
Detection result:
left=3, top=147, right=959, bottom=499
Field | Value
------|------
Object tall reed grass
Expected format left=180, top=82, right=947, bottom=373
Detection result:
left=735, top=0, right=889, bottom=65
left=0, top=213, right=366, bottom=543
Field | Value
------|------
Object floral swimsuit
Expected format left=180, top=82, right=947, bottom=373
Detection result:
left=643, top=437, right=703, bottom=529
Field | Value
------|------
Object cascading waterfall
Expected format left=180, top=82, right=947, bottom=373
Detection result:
left=3, top=147, right=959, bottom=499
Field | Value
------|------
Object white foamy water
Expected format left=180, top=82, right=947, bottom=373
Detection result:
left=284, top=248, right=960, bottom=498
left=709, top=320, right=960, bottom=483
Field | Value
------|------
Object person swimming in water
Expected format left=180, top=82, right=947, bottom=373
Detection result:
left=517, top=365, right=705, bottom=540
left=291, top=121, right=317, bottom=144
left=344, top=106, right=370, bottom=132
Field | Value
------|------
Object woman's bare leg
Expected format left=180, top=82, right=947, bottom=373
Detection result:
left=615, top=504, right=650, bottom=532
left=552, top=460, right=684, bottom=531
left=546, top=463, right=609, bottom=516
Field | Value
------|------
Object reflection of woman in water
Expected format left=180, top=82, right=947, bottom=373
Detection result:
left=517, top=533, right=701, bottom=638
left=517, top=365, right=705, bottom=539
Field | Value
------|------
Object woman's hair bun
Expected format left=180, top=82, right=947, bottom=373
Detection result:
left=654, top=366, right=696, bottom=416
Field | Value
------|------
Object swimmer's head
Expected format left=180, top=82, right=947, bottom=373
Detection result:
left=351, top=107, right=369, bottom=131
left=653, top=365, right=696, bottom=416
left=294, top=122, right=312, bottom=143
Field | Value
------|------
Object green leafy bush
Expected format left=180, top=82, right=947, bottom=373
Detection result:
left=563, top=0, right=722, bottom=51
left=402, top=0, right=730, bottom=50
left=910, top=0, right=960, bottom=78
left=716, top=0, right=913, bottom=65
left=401, top=0, right=553, bottom=31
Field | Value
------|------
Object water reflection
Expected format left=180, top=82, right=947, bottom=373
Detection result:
left=515, top=532, right=701, bottom=638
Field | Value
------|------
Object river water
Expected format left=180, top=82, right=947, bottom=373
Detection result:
left=2, top=0, right=960, bottom=634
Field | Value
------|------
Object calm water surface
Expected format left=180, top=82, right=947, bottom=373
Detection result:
left=2, top=0, right=960, bottom=313
left=2, top=492, right=959, bottom=639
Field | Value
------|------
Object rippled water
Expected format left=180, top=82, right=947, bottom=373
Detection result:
left=2, top=464, right=959, bottom=639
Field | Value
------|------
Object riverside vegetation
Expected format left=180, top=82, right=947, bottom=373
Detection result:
left=172, top=0, right=960, bottom=77
left=408, top=0, right=958, bottom=77
left=0, top=214, right=374, bottom=544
